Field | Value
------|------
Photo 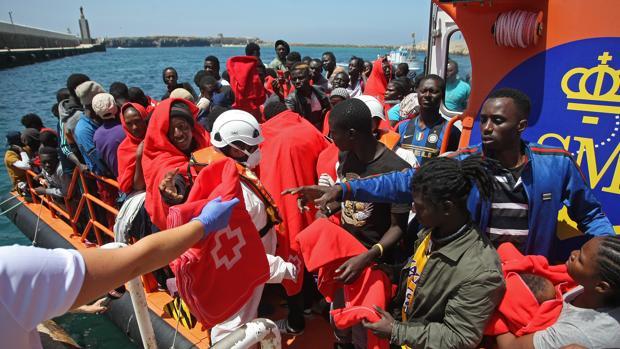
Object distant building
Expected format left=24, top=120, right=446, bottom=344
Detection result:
left=78, top=7, right=92, bottom=44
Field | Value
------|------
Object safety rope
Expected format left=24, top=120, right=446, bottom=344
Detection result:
left=169, top=316, right=180, bottom=349
left=32, top=202, right=44, bottom=246
left=0, top=201, right=23, bottom=216
left=494, top=10, right=543, bottom=48
left=0, top=195, right=18, bottom=206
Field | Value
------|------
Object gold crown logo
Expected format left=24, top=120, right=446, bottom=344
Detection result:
left=561, top=52, right=620, bottom=115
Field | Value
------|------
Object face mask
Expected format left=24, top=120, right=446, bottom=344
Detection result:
left=243, top=148, right=261, bottom=169
left=230, top=143, right=261, bottom=169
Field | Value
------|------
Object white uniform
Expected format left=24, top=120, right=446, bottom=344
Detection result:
left=0, top=245, right=85, bottom=349
left=210, top=182, right=296, bottom=344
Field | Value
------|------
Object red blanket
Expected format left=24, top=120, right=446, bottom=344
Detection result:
left=117, top=102, right=147, bottom=194
left=226, top=56, right=266, bottom=120
left=168, top=158, right=270, bottom=328
left=264, top=75, right=293, bottom=99
left=142, top=98, right=209, bottom=230
left=147, top=95, right=158, bottom=113
left=315, top=143, right=341, bottom=225
left=364, top=58, right=391, bottom=103
left=316, top=143, right=339, bottom=186
left=297, top=219, right=390, bottom=349
left=484, top=243, right=577, bottom=336
left=322, top=110, right=331, bottom=136
left=259, top=110, right=329, bottom=295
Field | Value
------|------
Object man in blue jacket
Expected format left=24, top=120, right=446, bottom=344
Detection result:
left=288, top=88, right=614, bottom=261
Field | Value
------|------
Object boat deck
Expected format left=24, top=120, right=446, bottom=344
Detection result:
left=10, top=193, right=334, bottom=348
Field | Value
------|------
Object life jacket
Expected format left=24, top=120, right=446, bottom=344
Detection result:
left=190, top=146, right=282, bottom=237
left=377, top=129, right=400, bottom=150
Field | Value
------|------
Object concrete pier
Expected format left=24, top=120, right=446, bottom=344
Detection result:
left=0, top=21, right=105, bottom=70
left=0, top=43, right=106, bottom=69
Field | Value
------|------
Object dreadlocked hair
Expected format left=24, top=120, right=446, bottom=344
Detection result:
left=598, top=235, right=620, bottom=301
left=411, top=155, right=498, bottom=208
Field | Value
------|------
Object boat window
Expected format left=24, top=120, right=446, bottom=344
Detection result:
left=444, top=30, right=472, bottom=113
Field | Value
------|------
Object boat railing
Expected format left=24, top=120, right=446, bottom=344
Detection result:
left=210, top=318, right=281, bottom=349
left=24, top=167, right=119, bottom=246
left=440, top=113, right=465, bottom=154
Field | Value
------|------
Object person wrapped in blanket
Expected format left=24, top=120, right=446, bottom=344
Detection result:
left=142, top=98, right=210, bottom=231
left=194, top=109, right=297, bottom=343
left=494, top=237, right=620, bottom=349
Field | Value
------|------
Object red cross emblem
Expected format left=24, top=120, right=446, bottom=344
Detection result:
left=210, top=226, right=246, bottom=270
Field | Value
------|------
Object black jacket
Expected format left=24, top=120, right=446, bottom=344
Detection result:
left=284, top=85, right=330, bottom=129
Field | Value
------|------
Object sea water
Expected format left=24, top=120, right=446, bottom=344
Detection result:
left=0, top=46, right=471, bottom=348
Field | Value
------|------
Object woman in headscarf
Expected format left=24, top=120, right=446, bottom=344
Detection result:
left=117, top=103, right=148, bottom=194
left=142, top=98, right=209, bottom=230
left=364, top=57, right=393, bottom=103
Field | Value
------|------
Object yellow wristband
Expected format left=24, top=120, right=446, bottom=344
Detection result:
left=372, top=243, right=384, bottom=258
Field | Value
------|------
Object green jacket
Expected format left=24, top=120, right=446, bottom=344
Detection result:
left=390, top=223, right=505, bottom=349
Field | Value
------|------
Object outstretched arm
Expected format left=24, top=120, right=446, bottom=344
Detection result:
left=339, top=168, right=415, bottom=204
left=73, top=197, right=238, bottom=308
left=283, top=168, right=416, bottom=211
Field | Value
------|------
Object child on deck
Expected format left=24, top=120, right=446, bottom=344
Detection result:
left=495, top=236, right=620, bottom=349
left=520, top=274, right=556, bottom=304
left=483, top=242, right=577, bottom=341
left=35, top=147, right=69, bottom=201
left=4, top=131, right=31, bottom=195
left=34, top=147, right=69, bottom=202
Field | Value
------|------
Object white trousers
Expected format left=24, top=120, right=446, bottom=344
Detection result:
left=210, top=230, right=296, bottom=344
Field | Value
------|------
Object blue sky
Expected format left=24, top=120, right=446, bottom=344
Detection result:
left=0, top=0, right=431, bottom=45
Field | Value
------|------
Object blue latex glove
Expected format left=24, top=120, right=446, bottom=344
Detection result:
left=192, top=197, right=240, bottom=236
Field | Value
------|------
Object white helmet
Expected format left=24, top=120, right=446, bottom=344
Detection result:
left=355, top=95, right=385, bottom=120
left=210, top=109, right=264, bottom=148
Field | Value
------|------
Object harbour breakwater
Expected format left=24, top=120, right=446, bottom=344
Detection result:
left=0, top=21, right=106, bottom=69
left=105, top=35, right=260, bottom=48
left=0, top=44, right=106, bottom=69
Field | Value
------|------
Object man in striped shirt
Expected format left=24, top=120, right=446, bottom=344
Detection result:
left=486, top=151, right=530, bottom=251
left=288, top=88, right=614, bottom=261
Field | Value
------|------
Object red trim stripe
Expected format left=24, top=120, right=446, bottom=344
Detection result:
left=446, top=146, right=479, bottom=158
left=529, top=147, right=571, bottom=156
left=531, top=147, right=587, bottom=181
left=344, top=182, right=352, bottom=200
